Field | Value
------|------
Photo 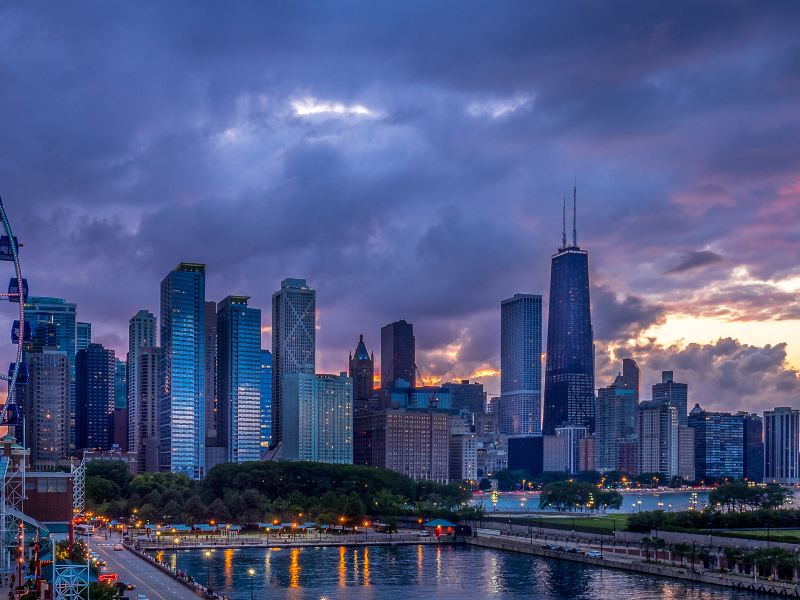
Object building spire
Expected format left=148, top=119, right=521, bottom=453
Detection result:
left=561, top=196, right=567, bottom=250
left=572, top=177, right=577, bottom=247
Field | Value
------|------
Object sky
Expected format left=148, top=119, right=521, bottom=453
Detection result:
left=0, top=1, right=798, bottom=413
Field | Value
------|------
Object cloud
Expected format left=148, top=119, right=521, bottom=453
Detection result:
left=665, top=249, right=724, bottom=274
left=291, top=96, right=378, bottom=118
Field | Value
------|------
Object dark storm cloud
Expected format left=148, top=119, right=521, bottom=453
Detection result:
left=0, top=1, right=798, bottom=400
left=665, top=250, right=724, bottom=274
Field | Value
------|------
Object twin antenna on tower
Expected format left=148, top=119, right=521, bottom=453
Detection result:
left=561, top=180, right=578, bottom=250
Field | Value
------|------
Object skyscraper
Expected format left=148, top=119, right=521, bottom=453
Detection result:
left=349, top=335, right=374, bottom=416
left=271, top=278, right=315, bottom=447
left=595, top=374, right=636, bottom=471
left=217, top=295, right=261, bottom=464
left=24, top=349, right=70, bottom=469
left=764, top=407, right=798, bottom=484
left=76, top=322, right=92, bottom=352
left=446, top=380, right=487, bottom=415
left=114, top=359, right=127, bottom=409
left=160, top=263, right=206, bottom=478
left=499, top=294, right=542, bottom=435
left=652, top=371, right=688, bottom=427
left=76, top=343, right=116, bottom=451
left=621, top=358, right=640, bottom=403
left=127, top=310, right=157, bottom=468
left=282, top=372, right=353, bottom=464
left=25, top=296, right=77, bottom=447
left=688, top=404, right=743, bottom=480
left=135, top=346, right=162, bottom=473
left=260, top=350, right=272, bottom=449
left=204, top=301, right=218, bottom=447
left=741, top=412, right=764, bottom=483
left=380, top=320, right=415, bottom=389
left=636, top=399, right=679, bottom=478
left=543, top=190, right=594, bottom=434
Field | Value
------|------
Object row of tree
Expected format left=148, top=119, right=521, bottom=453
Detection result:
left=479, top=469, right=694, bottom=492
left=86, top=460, right=474, bottom=524
left=538, top=480, right=623, bottom=512
left=707, top=481, right=790, bottom=512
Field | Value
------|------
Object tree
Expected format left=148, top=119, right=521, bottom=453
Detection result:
left=672, top=542, right=691, bottom=566
left=86, top=478, right=121, bottom=507
left=183, top=495, right=208, bottom=523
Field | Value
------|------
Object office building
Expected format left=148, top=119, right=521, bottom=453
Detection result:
left=387, top=383, right=452, bottom=409
left=76, top=322, right=92, bottom=352
left=764, top=407, right=799, bottom=484
left=349, top=335, right=375, bottom=416
left=508, top=435, right=544, bottom=476
left=134, top=346, right=161, bottom=473
left=217, top=296, right=262, bottom=464
left=354, top=407, right=449, bottom=483
left=260, top=350, right=272, bottom=449
left=477, top=437, right=508, bottom=476
left=542, top=435, right=568, bottom=473
left=76, top=343, right=116, bottom=451
left=499, top=294, right=542, bottom=435
left=25, top=296, right=77, bottom=447
left=741, top=412, right=764, bottom=483
left=127, top=310, right=157, bottom=458
left=114, top=358, right=127, bottom=409
left=113, top=408, right=128, bottom=451
left=447, top=380, right=486, bottom=415
left=380, top=320, right=415, bottom=389
left=282, top=372, right=352, bottom=464
left=449, top=432, right=478, bottom=482
left=204, top=301, right=219, bottom=446
left=636, top=399, right=679, bottom=478
left=652, top=371, right=689, bottom=427
left=621, top=358, right=640, bottom=403
left=595, top=374, right=636, bottom=471
left=543, top=191, right=594, bottom=434
left=160, top=263, right=206, bottom=478
left=678, top=426, right=695, bottom=482
left=577, top=435, right=595, bottom=472
left=688, top=404, right=743, bottom=480
left=272, top=278, right=316, bottom=447
left=23, top=349, right=70, bottom=469
left=555, top=425, right=588, bottom=474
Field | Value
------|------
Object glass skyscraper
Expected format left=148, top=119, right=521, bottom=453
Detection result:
left=271, top=278, right=315, bottom=447
left=160, top=263, right=206, bottom=478
left=127, top=309, right=157, bottom=471
left=595, top=374, right=636, bottom=471
left=217, top=295, right=261, bottom=464
left=25, top=296, right=78, bottom=448
left=688, top=404, right=744, bottom=480
left=260, top=350, right=272, bottom=449
left=76, top=343, right=116, bottom=450
left=543, top=197, right=594, bottom=434
left=652, top=371, right=689, bottom=427
left=499, top=294, right=542, bottom=435
left=77, top=321, right=92, bottom=352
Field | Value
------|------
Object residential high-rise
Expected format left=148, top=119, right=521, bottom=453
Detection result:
left=555, top=425, right=588, bottom=474
left=160, top=262, right=206, bottom=478
left=636, top=399, right=679, bottom=478
left=354, top=407, right=449, bottom=483
left=595, top=374, right=636, bottom=472
left=204, top=301, right=219, bottom=447
left=23, top=349, right=70, bottom=469
left=217, top=296, right=262, bottom=464
left=678, top=426, right=695, bottom=482
left=499, top=294, right=542, bottom=435
left=281, top=372, right=353, bottom=464
left=449, top=432, right=478, bottom=482
left=621, top=358, right=640, bottom=403
left=764, top=407, right=799, bottom=484
left=271, top=278, right=315, bottom=447
left=543, top=190, right=594, bottom=434
left=76, top=343, right=116, bottom=451
left=76, top=322, right=92, bottom=352
left=652, top=371, right=689, bottom=427
left=25, top=297, right=77, bottom=447
left=688, top=404, right=743, bottom=481
left=349, top=335, right=374, bottom=416
left=260, top=350, right=272, bottom=449
left=135, top=346, right=162, bottom=473
left=127, top=310, right=157, bottom=467
left=380, top=320, right=415, bottom=389
left=741, top=412, right=764, bottom=483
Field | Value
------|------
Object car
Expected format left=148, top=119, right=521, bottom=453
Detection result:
left=417, top=530, right=431, bottom=537
left=546, top=544, right=559, bottom=551
left=136, top=594, right=149, bottom=600
left=113, top=544, right=124, bottom=551
left=586, top=550, right=604, bottom=558
left=566, top=547, right=579, bottom=554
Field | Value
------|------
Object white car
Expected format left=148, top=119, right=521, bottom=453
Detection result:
left=417, top=530, right=431, bottom=537
left=113, top=544, right=124, bottom=551
left=586, top=550, right=604, bottom=558
left=136, top=595, right=149, bottom=600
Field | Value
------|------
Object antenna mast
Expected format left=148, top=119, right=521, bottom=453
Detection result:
left=572, top=179, right=577, bottom=247
left=561, top=196, right=567, bottom=250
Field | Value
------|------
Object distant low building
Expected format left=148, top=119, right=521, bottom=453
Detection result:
left=83, top=446, right=138, bottom=475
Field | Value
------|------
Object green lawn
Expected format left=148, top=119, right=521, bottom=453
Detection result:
left=541, top=514, right=629, bottom=530
left=714, top=529, right=800, bottom=543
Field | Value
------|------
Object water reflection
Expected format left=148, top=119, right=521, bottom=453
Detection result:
left=363, top=548, right=370, bottom=586
left=338, top=546, right=346, bottom=588
left=289, top=548, right=300, bottom=588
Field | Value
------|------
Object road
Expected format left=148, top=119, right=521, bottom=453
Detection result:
left=89, top=533, right=194, bottom=600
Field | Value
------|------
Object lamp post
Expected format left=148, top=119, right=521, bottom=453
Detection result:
left=204, top=550, right=212, bottom=592
left=247, top=567, right=256, bottom=600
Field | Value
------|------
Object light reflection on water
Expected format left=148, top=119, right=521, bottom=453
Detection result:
left=162, top=544, right=758, bottom=600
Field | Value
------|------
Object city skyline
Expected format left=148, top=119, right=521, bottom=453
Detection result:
left=0, top=3, right=798, bottom=414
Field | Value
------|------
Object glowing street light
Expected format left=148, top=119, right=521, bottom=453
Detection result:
left=247, top=568, right=256, bottom=600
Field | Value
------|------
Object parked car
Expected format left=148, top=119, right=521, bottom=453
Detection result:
left=113, top=544, right=124, bottom=551
left=417, top=530, right=431, bottom=538
left=586, top=550, right=604, bottom=558
left=136, top=594, right=149, bottom=600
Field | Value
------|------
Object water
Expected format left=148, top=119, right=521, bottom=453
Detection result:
left=158, top=544, right=755, bottom=599
left=472, top=490, right=710, bottom=513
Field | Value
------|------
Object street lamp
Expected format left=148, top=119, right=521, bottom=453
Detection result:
left=247, top=568, right=256, bottom=600
left=204, top=550, right=213, bottom=592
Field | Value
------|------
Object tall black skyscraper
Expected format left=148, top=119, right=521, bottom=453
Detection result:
left=349, top=334, right=374, bottom=415
left=76, top=343, right=116, bottom=450
left=621, top=358, right=640, bottom=403
left=543, top=187, right=595, bottom=434
left=380, top=320, right=415, bottom=389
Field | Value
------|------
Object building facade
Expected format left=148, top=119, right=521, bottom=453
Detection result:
left=595, top=375, right=636, bottom=472
left=741, top=412, right=764, bottom=483
left=127, top=309, right=157, bottom=460
left=204, top=301, right=219, bottom=448
left=272, top=278, right=316, bottom=447
left=652, top=371, right=689, bottom=427
left=282, top=372, right=353, bottom=464
left=24, top=349, right=70, bottom=469
left=449, top=432, right=478, bottom=482
left=764, top=407, right=799, bottom=484
left=349, top=335, right=374, bottom=416
left=76, top=321, right=92, bottom=352
left=499, top=294, right=542, bottom=435
left=135, top=346, right=162, bottom=473
left=160, top=262, right=206, bottom=478
left=636, top=399, right=679, bottom=478
left=380, top=320, right=415, bottom=389
left=217, top=295, right=262, bottom=464
left=260, top=350, right=272, bottom=449
left=688, top=404, right=743, bottom=480
left=76, top=343, right=116, bottom=451
left=447, top=380, right=486, bottom=415
left=621, top=358, right=640, bottom=403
